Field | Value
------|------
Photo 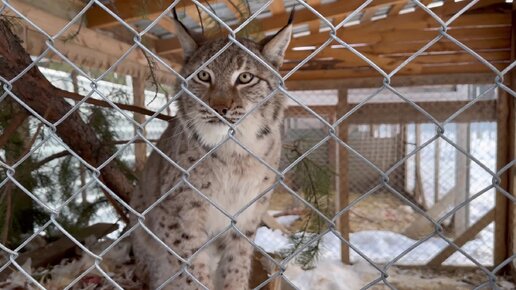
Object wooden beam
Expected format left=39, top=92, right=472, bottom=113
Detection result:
left=85, top=0, right=187, bottom=28
left=389, top=1, right=407, bottom=16
left=494, top=0, right=516, bottom=274
left=6, top=0, right=178, bottom=84
left=86, top=0, right=403, bottom=29
left=222, top=0, right=247, bottom=19
left=286, top=38, right=510, bottom=62
left=290, top=10, right=510, bottom=49
left=336, top=89, right=350, bottom=265
left=285, top=73, right=494, bottom=90
left=509, top=2, right=516, bottom=280
left=454, top=124, right=470, bottom=236
left=282, top=61, right=506, bottom=80
left=306, top=0, right=321, bottom=34
left=494, top=58, right=514, bottom=271
left=404, top=188, right=457, bottom=240
left=285, top=100, right=497, bottom=124
left=360, top=5, right=378, bottom=23
left=269, top=0, right=285, bottom=15
left=155, top=0, right=409, bottom=55
left=427, top=209, right=495, bottom=266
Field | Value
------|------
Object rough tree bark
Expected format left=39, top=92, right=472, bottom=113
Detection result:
left=0, top=19, right=133, bottom=202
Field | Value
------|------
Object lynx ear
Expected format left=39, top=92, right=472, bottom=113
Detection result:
left=261, top=8, right=294, bottom=68
left=172, top=8, right=198, bottom=59
left=261, top=24, right=293, bottom=68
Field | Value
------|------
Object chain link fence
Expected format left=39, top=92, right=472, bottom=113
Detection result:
left=0, top=0, right=515, bottom=289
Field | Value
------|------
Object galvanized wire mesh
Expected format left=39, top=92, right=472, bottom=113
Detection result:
left=0, top=0, right=515, bottom=289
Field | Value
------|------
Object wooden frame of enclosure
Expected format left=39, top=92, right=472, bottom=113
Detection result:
left=4, top=0, right=514, bottom=275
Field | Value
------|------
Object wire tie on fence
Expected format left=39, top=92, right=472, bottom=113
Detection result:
left=494, top=74, right=504, bottom=86
left=435, top=223, right=444, bottom=234
left=381, top=175, right=390, bottom=184
left=181, top=172, right=191, bottom=182
left=228, top=127, right=236, bottom=137
left=2, top=81, right=12, bottom=92
left=436, top=125, right=445, bottom=135
left=90, top=81, right=97, bottom=89
left=491, top=175, right=501, bottom=186
left=382, top=77, right=391, bottom=86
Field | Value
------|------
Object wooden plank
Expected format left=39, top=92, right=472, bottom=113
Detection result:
left=285, top=44, right=510, bottom=67
left=7, top=0, right=178, bottom=84
left=336, top=89, right=350, bottom=264
left=494, top=0, right=516, bottom=274
left=85, top=0, right=187, bottom=28
left=285, top=72, right=493, bottom=90
left=306, top=0, right=321, bottom=34
left=509, top=2, right=516, bottom=280
left=404, top=187, right=457, bottom=239
left=285, top=100, right=497, bottom=124
left=428, top=209, right=495, bottom=266
left=155, top=0, right=408, bottom=54
left=494, top=62, right=512, bottom=269
left=86, top=0, right=403, bottom=29
left=289, top=1, right=509, bottom=48
left=389, top=1, right=407, bottom=16
left=222, top=0, right=246, bottom=19
left=454, top=124, right=470, bottom=236
left=269, top=0, right=285, bottom=15
left=282, top=62, right=506, bottom=80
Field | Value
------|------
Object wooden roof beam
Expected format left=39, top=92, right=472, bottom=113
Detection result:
left=286, top=37, right=510, bottom=62
left=269, top=0, right=285, bottom=16
left=290, top=0, right=509, bottom=48
left=156, top=0, right=506, bottom=55
left=285, top=72, right=494, bottom=89
left=282, top=62, right=505, bottom=80
left=5, top=0, right=178, bottom=83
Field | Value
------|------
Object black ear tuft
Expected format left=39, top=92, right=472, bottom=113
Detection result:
left=172, top=7, right=190, bottom=35
left=288, top=6, right=295, bottom=25
left=172, top=7, right=179, bottom=20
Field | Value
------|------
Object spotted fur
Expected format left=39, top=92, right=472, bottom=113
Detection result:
left=130, top=18, right=293, bottom=290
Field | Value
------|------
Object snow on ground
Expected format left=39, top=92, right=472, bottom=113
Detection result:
left=254, top=223, right=497, bottom=289
left=255, top=226, right=491, bottom=266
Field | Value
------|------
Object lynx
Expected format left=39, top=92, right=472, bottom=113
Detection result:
left=130, top=11, right=293, bottom=290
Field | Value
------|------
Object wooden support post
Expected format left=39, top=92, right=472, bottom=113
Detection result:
left=454, top=123, right=470, bottom=236
left=336, top=89, right=350, bottom=264
left=132, top=77, right=147, bottom=172
left=505, top=2, right=516, bottom=278
left=428, top=209, right=495, bottom=266
left=414, top=124, right=427, bottom=209
left=494, top=2, right=516, bottom=273
left=495, top=76, right=515, bottom=270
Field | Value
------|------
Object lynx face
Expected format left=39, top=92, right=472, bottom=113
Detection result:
left=174, top=25, right=292, bottom=147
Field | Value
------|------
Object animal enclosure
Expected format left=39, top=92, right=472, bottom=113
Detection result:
left=0, top=0, right=514, bottom=289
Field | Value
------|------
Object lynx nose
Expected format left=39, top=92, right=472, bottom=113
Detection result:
left=210, top=98, right=233, bottom=116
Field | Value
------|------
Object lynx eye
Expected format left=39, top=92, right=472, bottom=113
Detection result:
left=197, top=70, right=211, bottom=82
left=237, top=72, right=254, bottom=84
